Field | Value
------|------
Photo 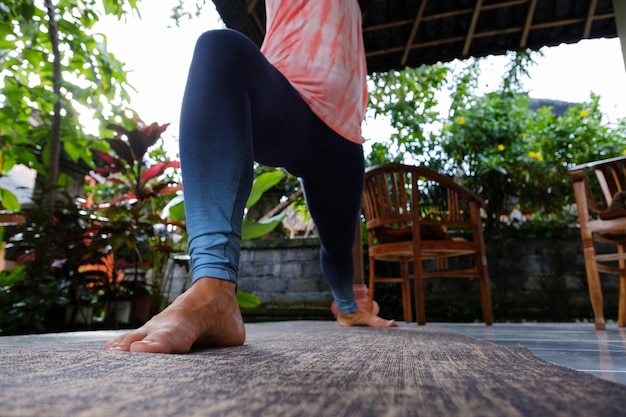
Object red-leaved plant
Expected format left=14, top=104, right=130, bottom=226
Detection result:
left=88, top=119, right=183, bottom=319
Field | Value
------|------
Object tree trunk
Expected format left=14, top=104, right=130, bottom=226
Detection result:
left=44, top=0, right=62, bottom=190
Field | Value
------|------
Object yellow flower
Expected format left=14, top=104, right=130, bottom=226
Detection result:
left=497, top=144, right=505, bottom=152
left=528, top=151, right=544, bottom=161
left=455, top=117, right=465, bottom=125
left=580, top=109, right=590, bottom=118
left=521, top=132, right=528, bottom=138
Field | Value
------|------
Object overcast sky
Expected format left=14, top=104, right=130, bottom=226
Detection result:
left=96, top=3, right=626, bottom=154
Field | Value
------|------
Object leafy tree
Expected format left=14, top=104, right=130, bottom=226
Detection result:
left=367, top=64, right=450, bottom=167
left=443, top=52, right=626, bottom=228
left=440, top=51, right=537, bottom=228
left=521, top=94, right=626, bottom=216
left=366, top=50, right=626, bottom=231
left=442, top=54, right=536, bottom=229
left=0, top=0, right=139, bottom=208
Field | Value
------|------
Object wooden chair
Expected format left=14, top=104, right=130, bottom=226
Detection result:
left=362, top=163, right=493, bottom=325
left=568, top=156, right=626, bottom=330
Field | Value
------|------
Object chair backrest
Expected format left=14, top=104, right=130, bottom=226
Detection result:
left=362, top=163, right=485, bottom=241
left=569, top=156, right=626, bottom=215
left=362, top=164, right=416, bottom=231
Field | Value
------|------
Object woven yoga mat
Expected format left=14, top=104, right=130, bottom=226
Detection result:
left=2, top=321, right=625, bottom=417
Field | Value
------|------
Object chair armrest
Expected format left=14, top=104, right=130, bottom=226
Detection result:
left=568, top=155, right=626, bottom=173
left=568, top=155, right=626, bottom=213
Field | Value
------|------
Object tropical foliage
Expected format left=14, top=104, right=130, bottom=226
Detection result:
left=3, top=0, right=626, bottom=330
left=1, top=188, right=107, bottom=333
left=367, top=51, right=626, bottom=231
left=0, top=0, right=138, bottom=209
left=87, top=119, right=182, bottom=314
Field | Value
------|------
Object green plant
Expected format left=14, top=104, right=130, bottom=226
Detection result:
left=1, top=188, right=108, bottom=333
left=0, top=265, right=53, bottom=334
left=367, top=50, right=626, bottom=232
left=240, top=170, right=286, bottom=307
left=88, top=118, right=182, bottom=316
left=367, top=64, right=450, bottom=167
left=521, top=94, right=626, bottom=214
left=243, top=170, right=289, bottom=240
left=442, top=91, right=533, bottom=229
left=443, top=92, right=626, bottom=229
left=0, top=0, right=137, bottom=208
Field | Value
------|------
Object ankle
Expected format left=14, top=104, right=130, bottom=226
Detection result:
left=193, top=277, right=237, bottom=295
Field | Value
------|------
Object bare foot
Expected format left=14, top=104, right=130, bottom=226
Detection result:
left=336, top=309, right=397, bottom=328
left=104, top=278, right=245, bottom=354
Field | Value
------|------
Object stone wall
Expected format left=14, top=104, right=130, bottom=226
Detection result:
left=234, top=236, right=622, bottom=323
left=238, top=238, right=331, bottom=304
left=237, top=239, right=333, bottom=318
left=484, top=237, right=619, bottom=322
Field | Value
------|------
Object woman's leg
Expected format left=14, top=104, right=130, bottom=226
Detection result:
left=105, top=29, right=395, bottom=354
left=287, top=124, right=395, bottom=326
left=288, top=130, right=365, bottom=314
left=261, top=96, right=396, bottom=326
left=104, top=30, right=307, bottom=353
left=178, top=30, right=257, bottom=284
left=180, top=29, right=321, bottom=285
left=104, top=30, right=336, bottom=353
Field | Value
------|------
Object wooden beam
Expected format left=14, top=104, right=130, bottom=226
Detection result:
left=0, top=213, right=25, bottom=225
left=365, top=13, right=616, bottom=59
left=613, top=0, right=626, bottom=75
left=363, top=4, right=525, bottom=34
left=401, top=0, right=428, bottom=66
left=363, top=0, right=612, bottom=42
left=463, top=0, right=484, bottom=56
left=520, top=0, right=538, bottom=47
left=481, top=0, right=528, bottom=11
left=363, top=8, right=476, bottom=33
left=252, top=12, right=265, bottom=35
left=584, top=0, right=599, bottom=38
left=529, top=15, right=609, bottom=31
left=366, top=36, right=466, bottom=58
left=363, top=19, right=413, bottom=33
left=242, top=0, right=264, bottom=36
left=246, top=0, right=258, bottom=14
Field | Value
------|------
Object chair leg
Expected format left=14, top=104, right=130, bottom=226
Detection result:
left=582, top=245, right=606, bottom=330
left=400, top=260, right=413, bottom=323
left=401, top=281, right=412, bottom=323
left=413, top=261, right=426, bottom=325
left=479, top=280, right=493, bottom=325
left=477, top=260, right=494, bottom=326
left=367, top=256, right=375, bottom=313
left=617, top=244, right=626, bottom=328
left=619, top=273, right=626, bottom=327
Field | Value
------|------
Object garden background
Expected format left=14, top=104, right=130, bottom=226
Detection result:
left=2, top=0, right=626, bottom=334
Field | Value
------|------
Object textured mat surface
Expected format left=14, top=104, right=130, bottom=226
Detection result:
left=2, top=321, right=626, bottom=417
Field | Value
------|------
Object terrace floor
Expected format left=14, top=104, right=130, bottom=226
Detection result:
left=437, top=322, right=626, bottom=384
left=1, top=321, right=624, bottom=385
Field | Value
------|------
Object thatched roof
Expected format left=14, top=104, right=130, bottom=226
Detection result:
left=211, top=0, right=618, bottom=73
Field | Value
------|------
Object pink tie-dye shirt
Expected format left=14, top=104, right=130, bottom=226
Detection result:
left=261, top=0, right=367, bottom=144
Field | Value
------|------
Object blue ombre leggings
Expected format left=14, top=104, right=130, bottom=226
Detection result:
left=179, top=30, right=364, bottom=313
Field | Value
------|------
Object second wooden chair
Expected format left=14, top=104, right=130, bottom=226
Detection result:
left=361, top=163, right=493, bottom=325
